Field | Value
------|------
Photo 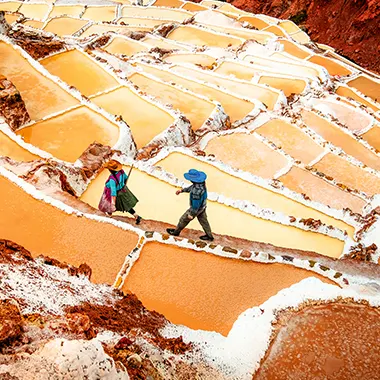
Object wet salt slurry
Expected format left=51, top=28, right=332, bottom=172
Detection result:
left=1, top=1, right=380, bottom=378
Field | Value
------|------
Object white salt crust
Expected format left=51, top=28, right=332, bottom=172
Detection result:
left=0, top=338, right=129, bottom=380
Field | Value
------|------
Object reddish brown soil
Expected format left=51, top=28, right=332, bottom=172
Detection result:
left=0, top=240, right=193, bottom=378
left=4, top=18, right=66, bottom=60
left=66, top=294, right=191, bottom=354
left=228, top=0, right=380, bottom=74
left=255, top=302, right=380, bottom=379
left=0, top=75, right=30, bottom=131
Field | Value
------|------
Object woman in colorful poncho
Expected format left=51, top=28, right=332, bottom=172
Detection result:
left=98, top=160, right=142, bottom=224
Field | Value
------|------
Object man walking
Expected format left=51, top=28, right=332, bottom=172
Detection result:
left=167, top=169, right=214, bottom=241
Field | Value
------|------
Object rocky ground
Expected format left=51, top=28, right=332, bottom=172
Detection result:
left=226, top=0, right=380, bottom=74
left=0, top=239, right=212, bottom=379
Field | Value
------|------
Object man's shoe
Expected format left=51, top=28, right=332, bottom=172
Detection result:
left=200, top=235, right=214, bottom=241
left=167, top=228, right=180, bottom=236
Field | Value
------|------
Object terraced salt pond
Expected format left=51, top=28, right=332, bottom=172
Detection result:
left=81, top=167, right=346, bottom=255
left=90, top=86, right=175, bottom=148
left=181, top=2, right=207, bottom=11
left=278, top=39, right=311, bottom=59
left=48, top=5, right=84, bottom=18
left=197, top=24, right=273, bottom=44
left=136, top=63, right=256, bottom=122
left=214, top=61, right=307, bottom=95
left=313, top=153, right=380, bottom=197
left=171, top=65, right=279, bottom=110
left=362, top=126, right=380, bottom=151
left=279, top=166, right=366, bottom=214
left=0, top=131, right=38, bottom=162
left=79, top=24, right=152, bottom=37
left=155, top=152, right=353, bottom=236
left=0, top=175, right=139, bottom=284
left=104, top=36, right=147, bottom=56
left=123, top=241, right=336, bottom=334
left=204, top=132, right=289, bottom=178
left=121, top=5, right=191, bottom=21
left=0, top=2, right=21, bottom=12
left=142, top=35, right=188, bottom=50
left=336, top=85, right=380, bottom=112
left=307, top=55, right=351, bottom=76
left=242, top=55, right=320, bottom=79
left=18, top=2, right=50, bottom=20
left=166, top=25, right=243, bottom=48
left=43, top=17, right=89, bottom=36
left=255, top=119, right=325, bottom=165
left=301, top=110, right=380, bottom=170
left=164, top=53, right=216, bottom=67
left=40, top=49, right=119, bottom=97
left=17, top=106, right=119, bottom=162
left=82, top=6, right=117, bottom=22
left=308, top=98, right=373, bottom=133
left=128, top=72, right=216, bottom=130
left=238, top=15, right=269, bottom=29
left=117, top=17, right=173, bottom=27
left=0, top=41, right=79, bottom=120
left=347, top=75, right=380, bottom=103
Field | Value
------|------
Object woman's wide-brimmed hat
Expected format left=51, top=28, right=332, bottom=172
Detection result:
left=184, top=169, right=207, bottom=183
left=104, top=160, right=122, bottom=171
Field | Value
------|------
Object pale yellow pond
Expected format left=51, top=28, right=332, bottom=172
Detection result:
left=0, top=41, right=78, bottom=120
left=17, top=106, right=119, bottom=162
left=91, top=86, right=175, bottom=148
left=156, top=152, right=354, bottom=236
left=128, top=72, right=216, bottom=130
left=81, top=166, right=346, bottom=255
left=40, top=49, right=119, bottom=97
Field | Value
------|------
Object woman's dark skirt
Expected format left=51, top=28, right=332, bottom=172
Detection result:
left=115, top=186, right=138, bottom=212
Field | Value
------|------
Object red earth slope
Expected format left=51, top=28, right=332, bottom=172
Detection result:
left=228, top=0, right=380, bottom=74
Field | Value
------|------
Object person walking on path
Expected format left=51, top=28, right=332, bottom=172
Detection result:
left=167, top=169, right=214, bottom=241
left=98, top=159, right=142, bottom=224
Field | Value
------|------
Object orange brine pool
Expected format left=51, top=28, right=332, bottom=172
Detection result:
left=0, top=41, right=79, bottom=121
left=313, top=153, right=380, bottom=197
left=279, top=166, right=366, bottom=214
left=302, top=110, right=380, bottom=171
left=17, top=106, right=119, bottom=162
left=166, top=25, right=243, bottom=48
left=0, top=131, right=38, bottom=162
left=128, top=72, right=216, bottom=130
left=0, top=175, right=139, bottom=285
left=136, top=63, right=256, bottom=123
left=91, top=86, right=175, bottom=148
left=40, top=49, right=119, bottom=97
left=123, top=242, right=336, bottom=335
left=255, top=119, right=325, bottom=165
left=204, top=132, right=289, bottom=178
left=172, top=65, right=279, bottom=109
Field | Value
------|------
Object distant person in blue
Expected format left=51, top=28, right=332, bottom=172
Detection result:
left=167, top=169, right=214, bottom=241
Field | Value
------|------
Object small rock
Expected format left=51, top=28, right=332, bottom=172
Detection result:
left=222, top=246, right=238, bottom=254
